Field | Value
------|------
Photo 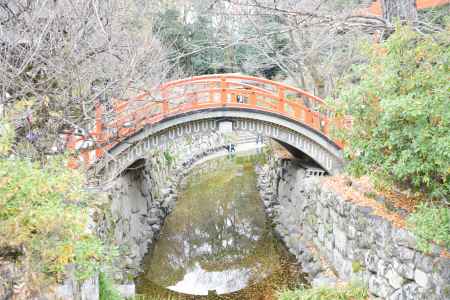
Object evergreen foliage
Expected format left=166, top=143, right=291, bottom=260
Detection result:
left=0, top=119, right=115, bottom=286
left=153, top=8, right=288, bottom=77
left=334, top=25, right=450, bottom=201
left=99, top=272, right=123, bottom=300
left=407, top=203, right=450, bottom=253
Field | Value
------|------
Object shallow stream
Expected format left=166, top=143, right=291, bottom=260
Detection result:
left=135, top=154, right=306, bottom=299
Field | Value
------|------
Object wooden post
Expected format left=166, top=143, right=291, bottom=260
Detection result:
left=220, top=77, right=227, bottom=105
left=208, top=82, right=215, bottom=103
left=95, top=103, right=104, bottom=159
left=278, top=87, right=285, bottom=113
left=249, top=91, right=257, bottom=107
left=305, top=108, right=313, bottom=125
left=191, top=92, right=198, bottom=108
left=161, top=89, right=169, bottom=115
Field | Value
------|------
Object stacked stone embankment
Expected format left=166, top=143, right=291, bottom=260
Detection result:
left=257, top=157, right=449, bottom=300
left=99, top=131, right=229, bottom=284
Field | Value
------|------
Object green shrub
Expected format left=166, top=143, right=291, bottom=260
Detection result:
left=0, top=120, right=115, bottom=286
left=99, top=272, right=123, bottom=300
left=333, top=25, right=450, bottom=200
left=277, top=282, right=368, bottom=300
left=351, top=260, right=364, bottom=273
left=0, top=121, right=14, bottom=155
left=407, top=203, right=450, bottom=253
left=163, top=150, right=175, bottom=167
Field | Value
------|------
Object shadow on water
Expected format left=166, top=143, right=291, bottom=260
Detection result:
left=135, top=153, right=306, bottom=300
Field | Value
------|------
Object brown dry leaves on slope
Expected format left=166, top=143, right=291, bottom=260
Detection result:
left=322, top=175, right=409, bottom=229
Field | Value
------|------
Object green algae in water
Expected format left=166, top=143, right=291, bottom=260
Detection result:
left=135, top=154, right=306, bottom=299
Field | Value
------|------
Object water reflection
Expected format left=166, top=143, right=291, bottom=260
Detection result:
left=136, top=154, right=303, bottom=298
left=168, top=263, right=252, bottom=295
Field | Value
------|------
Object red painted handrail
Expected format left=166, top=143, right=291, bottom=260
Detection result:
left=66, top=74, right=344, bottom=168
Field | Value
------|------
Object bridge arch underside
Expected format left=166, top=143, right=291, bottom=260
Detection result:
left=101, top=108, right=344, bottom=178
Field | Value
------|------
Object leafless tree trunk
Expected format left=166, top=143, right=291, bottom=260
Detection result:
left=381, top=0, right=417, bottom=23
left=0, top=0, right=179, bottom=158
left=207, top=0, right=371, bottom=96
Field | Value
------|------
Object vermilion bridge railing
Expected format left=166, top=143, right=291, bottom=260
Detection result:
left=66, top=74, right=346, bottom=167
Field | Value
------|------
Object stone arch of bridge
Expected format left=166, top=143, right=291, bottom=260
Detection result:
left=98, top=107, right=344, bottom=179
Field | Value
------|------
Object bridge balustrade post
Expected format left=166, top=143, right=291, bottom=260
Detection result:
left=278, top=87, right=285, bottom=113
left=305, top=108, right=313, bottom=126
left=321, top=118, right=329, bottom=134
left=208, top=82, right=215, bottom=103
left=313, top=113, right=321, bottom=130
left=95, top=103, right=104, bottom=159
left=292, top=104, right=301, bottom=121
left=191, top=92, right=198, bottom=108
left=161, top=89, right=169, bottom=115
left=220, top=77, right=227, bottom=105
left=249, top=91, right=257, bottom=107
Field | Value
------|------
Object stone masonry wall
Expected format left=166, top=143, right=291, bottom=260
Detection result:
left=258, top=157, right=450, bottom=300
left=97, top=131, right=228, bottom=284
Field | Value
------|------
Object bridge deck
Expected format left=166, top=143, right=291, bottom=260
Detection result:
left=66, top=74, right=349, bottom=167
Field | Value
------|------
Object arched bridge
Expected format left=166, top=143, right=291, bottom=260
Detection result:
left=66, top=74, right=347, bottom=175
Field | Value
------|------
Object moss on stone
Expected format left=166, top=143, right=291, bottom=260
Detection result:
left=351, top=260, right=364, bottom=273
